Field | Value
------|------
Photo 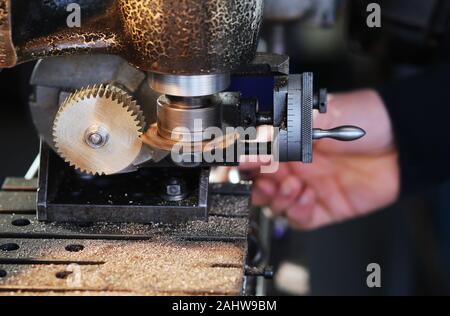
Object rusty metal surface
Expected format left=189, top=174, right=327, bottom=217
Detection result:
left=0, top=0, right=15, bottom=67
left=0, top=186, right=251, bottom=295
left=0, top=238, right=246, bottom=295
left=0, top=214, right=249, bottom=240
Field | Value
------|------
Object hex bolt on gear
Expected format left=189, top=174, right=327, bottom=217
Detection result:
left=84, top=125, right=110, bottom=149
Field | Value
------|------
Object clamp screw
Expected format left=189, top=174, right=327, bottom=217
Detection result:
left=160, top=178, right=188, bottom=202
left=314, top=89, right=328, bottom=113
left=245, top=265, right=274, bottom=279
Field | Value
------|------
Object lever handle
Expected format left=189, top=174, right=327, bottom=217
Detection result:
left=313, top=126, right=366, bottom=141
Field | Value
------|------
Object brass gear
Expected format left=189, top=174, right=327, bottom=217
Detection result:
left=53, top=84, right=145, bottom=175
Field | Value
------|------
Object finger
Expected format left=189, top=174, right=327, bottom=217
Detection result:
left=241, top=160, right=291, bottom=185
left=286, top=187, right=316, bottom=230
left=270, top=176, right=303, bottom=215
left=256, top=125, right=275, bottom=142
left=251, top=178, right=277, bottom=206
left=258, top=164, right=291, bottom=184
left=288, top=157, right=333, bottom=179
left=238, top=155, right=274, bottom=171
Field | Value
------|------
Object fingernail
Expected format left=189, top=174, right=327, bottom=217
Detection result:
left=257, top=181, right=275, bottom=196
left=281, top=181, right=293, bottom=196
left=298, top=193, right=311, bottom=206
left=251, top=188, right=265, bottom=206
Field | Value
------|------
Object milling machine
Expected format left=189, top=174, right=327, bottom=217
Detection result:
left=0, top=0, right=364, bottom=295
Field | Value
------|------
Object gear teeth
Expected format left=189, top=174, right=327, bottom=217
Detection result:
left=52, top=84, right=147, bottom=175
left=125, top=99, right=146, bottom=133
left=98, top=85, right=146, bottom=133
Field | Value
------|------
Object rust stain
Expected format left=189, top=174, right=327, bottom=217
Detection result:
left=0, top=239, right=247, bottom=296
left=0, top=0, right=16, bottom=67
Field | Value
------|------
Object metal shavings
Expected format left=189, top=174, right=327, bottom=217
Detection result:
left=0, top=239, right=246, bottom=295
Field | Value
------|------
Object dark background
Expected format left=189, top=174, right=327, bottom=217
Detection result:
left=261, top=0, right=450, bottom=295
left=0, top=63, right=39, bottom=184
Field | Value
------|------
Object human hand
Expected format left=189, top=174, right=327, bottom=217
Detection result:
left=240, top=89, right=400, bottom=230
